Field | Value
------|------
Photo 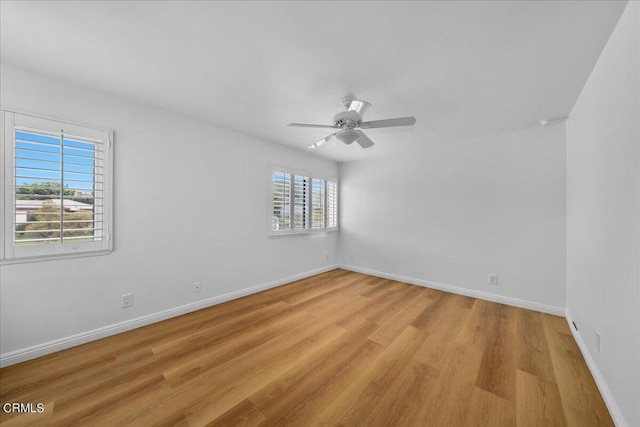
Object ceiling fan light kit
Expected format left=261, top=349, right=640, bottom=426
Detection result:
left=335, top=129, right=360, bottom=145
left=287, top=96, right=416, bottom=150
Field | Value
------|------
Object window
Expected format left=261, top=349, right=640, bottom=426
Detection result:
left=1, top=110, right=113, bottom=263
left=293, top=175, right=308, bottom=229
left=311, top=179, right=325, bottom=229
left=270, top=166, right=337, bottom=236
left=272, top=170, right=291, bottom=231
left=327, top=180, right=338, bottom=228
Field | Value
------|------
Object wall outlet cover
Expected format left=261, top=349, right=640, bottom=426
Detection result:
left=122, top=293, right=133, bottom=308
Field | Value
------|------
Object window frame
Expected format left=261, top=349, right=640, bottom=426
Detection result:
left=269, top=165, right=338, bottom=237
left=1, top=108, right=114, bottom=264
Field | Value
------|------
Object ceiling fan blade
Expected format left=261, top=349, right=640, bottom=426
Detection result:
left=308, top=132, right=336, bottom=149
left=359, top=116, right=416, bottom=129
left=288, top=123, right=338, bottom=129
left=355, top=130, right=374, bottom=149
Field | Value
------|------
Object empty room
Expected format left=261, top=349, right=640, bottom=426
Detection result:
left=0, top=1, right=638, bottom=426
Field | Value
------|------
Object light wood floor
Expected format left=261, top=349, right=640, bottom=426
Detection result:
left=0, top=269, right=612, bottom=426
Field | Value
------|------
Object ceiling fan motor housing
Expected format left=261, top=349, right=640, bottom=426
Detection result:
left=333, top=110, right=361, bottom=128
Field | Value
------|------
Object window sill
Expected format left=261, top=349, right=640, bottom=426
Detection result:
left=1, top=248, right=113, bottom=265
left=269, top=228, right=338, bottom=238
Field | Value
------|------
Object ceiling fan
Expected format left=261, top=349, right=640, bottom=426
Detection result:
left=287, top=96, right=416, bottom=149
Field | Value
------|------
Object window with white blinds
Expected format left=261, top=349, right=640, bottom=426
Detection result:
left=1, top=110, right=113, bottom=263
left=326, top=180, right=338, bottom=228
left=270, top=166, right=337, bottom=236
left=311, top=179, right=325, bottom=229
left=272, top=171, right=291, bottom=231
left=293, top=175, right=308, bottom=229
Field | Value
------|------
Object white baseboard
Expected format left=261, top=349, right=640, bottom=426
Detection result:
left=338, top=264, right=566, bottom=316
left=0, top=264, right=339, bottom=368
left=565, top=313, right=628, bottom=427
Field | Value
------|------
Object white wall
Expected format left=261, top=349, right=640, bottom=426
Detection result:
left=0, top=64, right=338, bottom=362
left=339, top=124, right=567, bottom=312
left=567, top=2, right=639, bottom=426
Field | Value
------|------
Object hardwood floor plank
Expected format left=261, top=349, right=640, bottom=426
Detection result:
left=60, top=379, right=175, bottom=427
left=516, top=369, right=567, bottom=427
left=281, top=278, right=346, bottom=305
left=45, top=349, right=158, bottom=411
left=368, top=288, right=433, bottom=346
left=516, top=309, right=557, bottom=383
left=413, top=293, right=473, bottom=369
left=541, top=312, right=572, bottom=335
left=248, top=319, right=380, bottom=421
left=50, top=374, right=167, bottom=426
left=336, top=286, right=410, bottom=329
left=412, top=292, right=472, bottom=333
left=0, top=351, right=117, bottom=398
left=207, top=399, right=265, bottom=427
left=466, top=386, right=516, bottom=427
left=415, top=343, right=484, bottom=426
left=316, top=325, right=427, bottom=425
left=181, top=324, right=347, bottom=426
left=0, top=269, right=613, bottom=426
left=253, top=338, right=383, bottom=426
left=124, top=321, right=346, bottom=426
left=160, top=310, right=315, bottom=387
left=360, top=358, right=439, bottom=426
left=475, top=304, right=518, bottom=401
left=150, top=301, right=292, bottom=356
left=289, top=277, right=372, bottom=316
left=457, top=299, right=500, bottom=351
left=42, top=307, right=306, bottom=417
left=360, top=278, right=397, bottom=298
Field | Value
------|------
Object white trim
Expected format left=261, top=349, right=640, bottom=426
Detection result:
left=1, top=248, right=113, bottom=265
left=338, top=264, right=566, bottom=316
left=0, top=105, right=113, bottom=135
left=0, top=264, right=339, bottom=367
left=565, top=313, right=628, bottom=427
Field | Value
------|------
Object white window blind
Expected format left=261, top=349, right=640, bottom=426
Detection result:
left=272, top=170, right=291, bottom=231
left=311, top=178, right=325, bottom=229
left=1, top=110, right=113, bottom=263
left=270, top=166, right=337, bottom=236
left=327, top=180, right=338, bottom=229
left=293, top=175, right=308, bottom=229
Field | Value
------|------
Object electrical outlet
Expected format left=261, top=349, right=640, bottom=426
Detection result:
left=325, top=253, right=330, bottom=261
left=489, top=274, right=498, bottom=285
left=122, top=293, right=133, bottom=308
left=193, top=282, right=201, bottom=293
left=596, top=331, right=601, bottom=352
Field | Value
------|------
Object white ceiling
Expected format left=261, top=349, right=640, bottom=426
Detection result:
left=0, top=1, right=627, bottom=162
